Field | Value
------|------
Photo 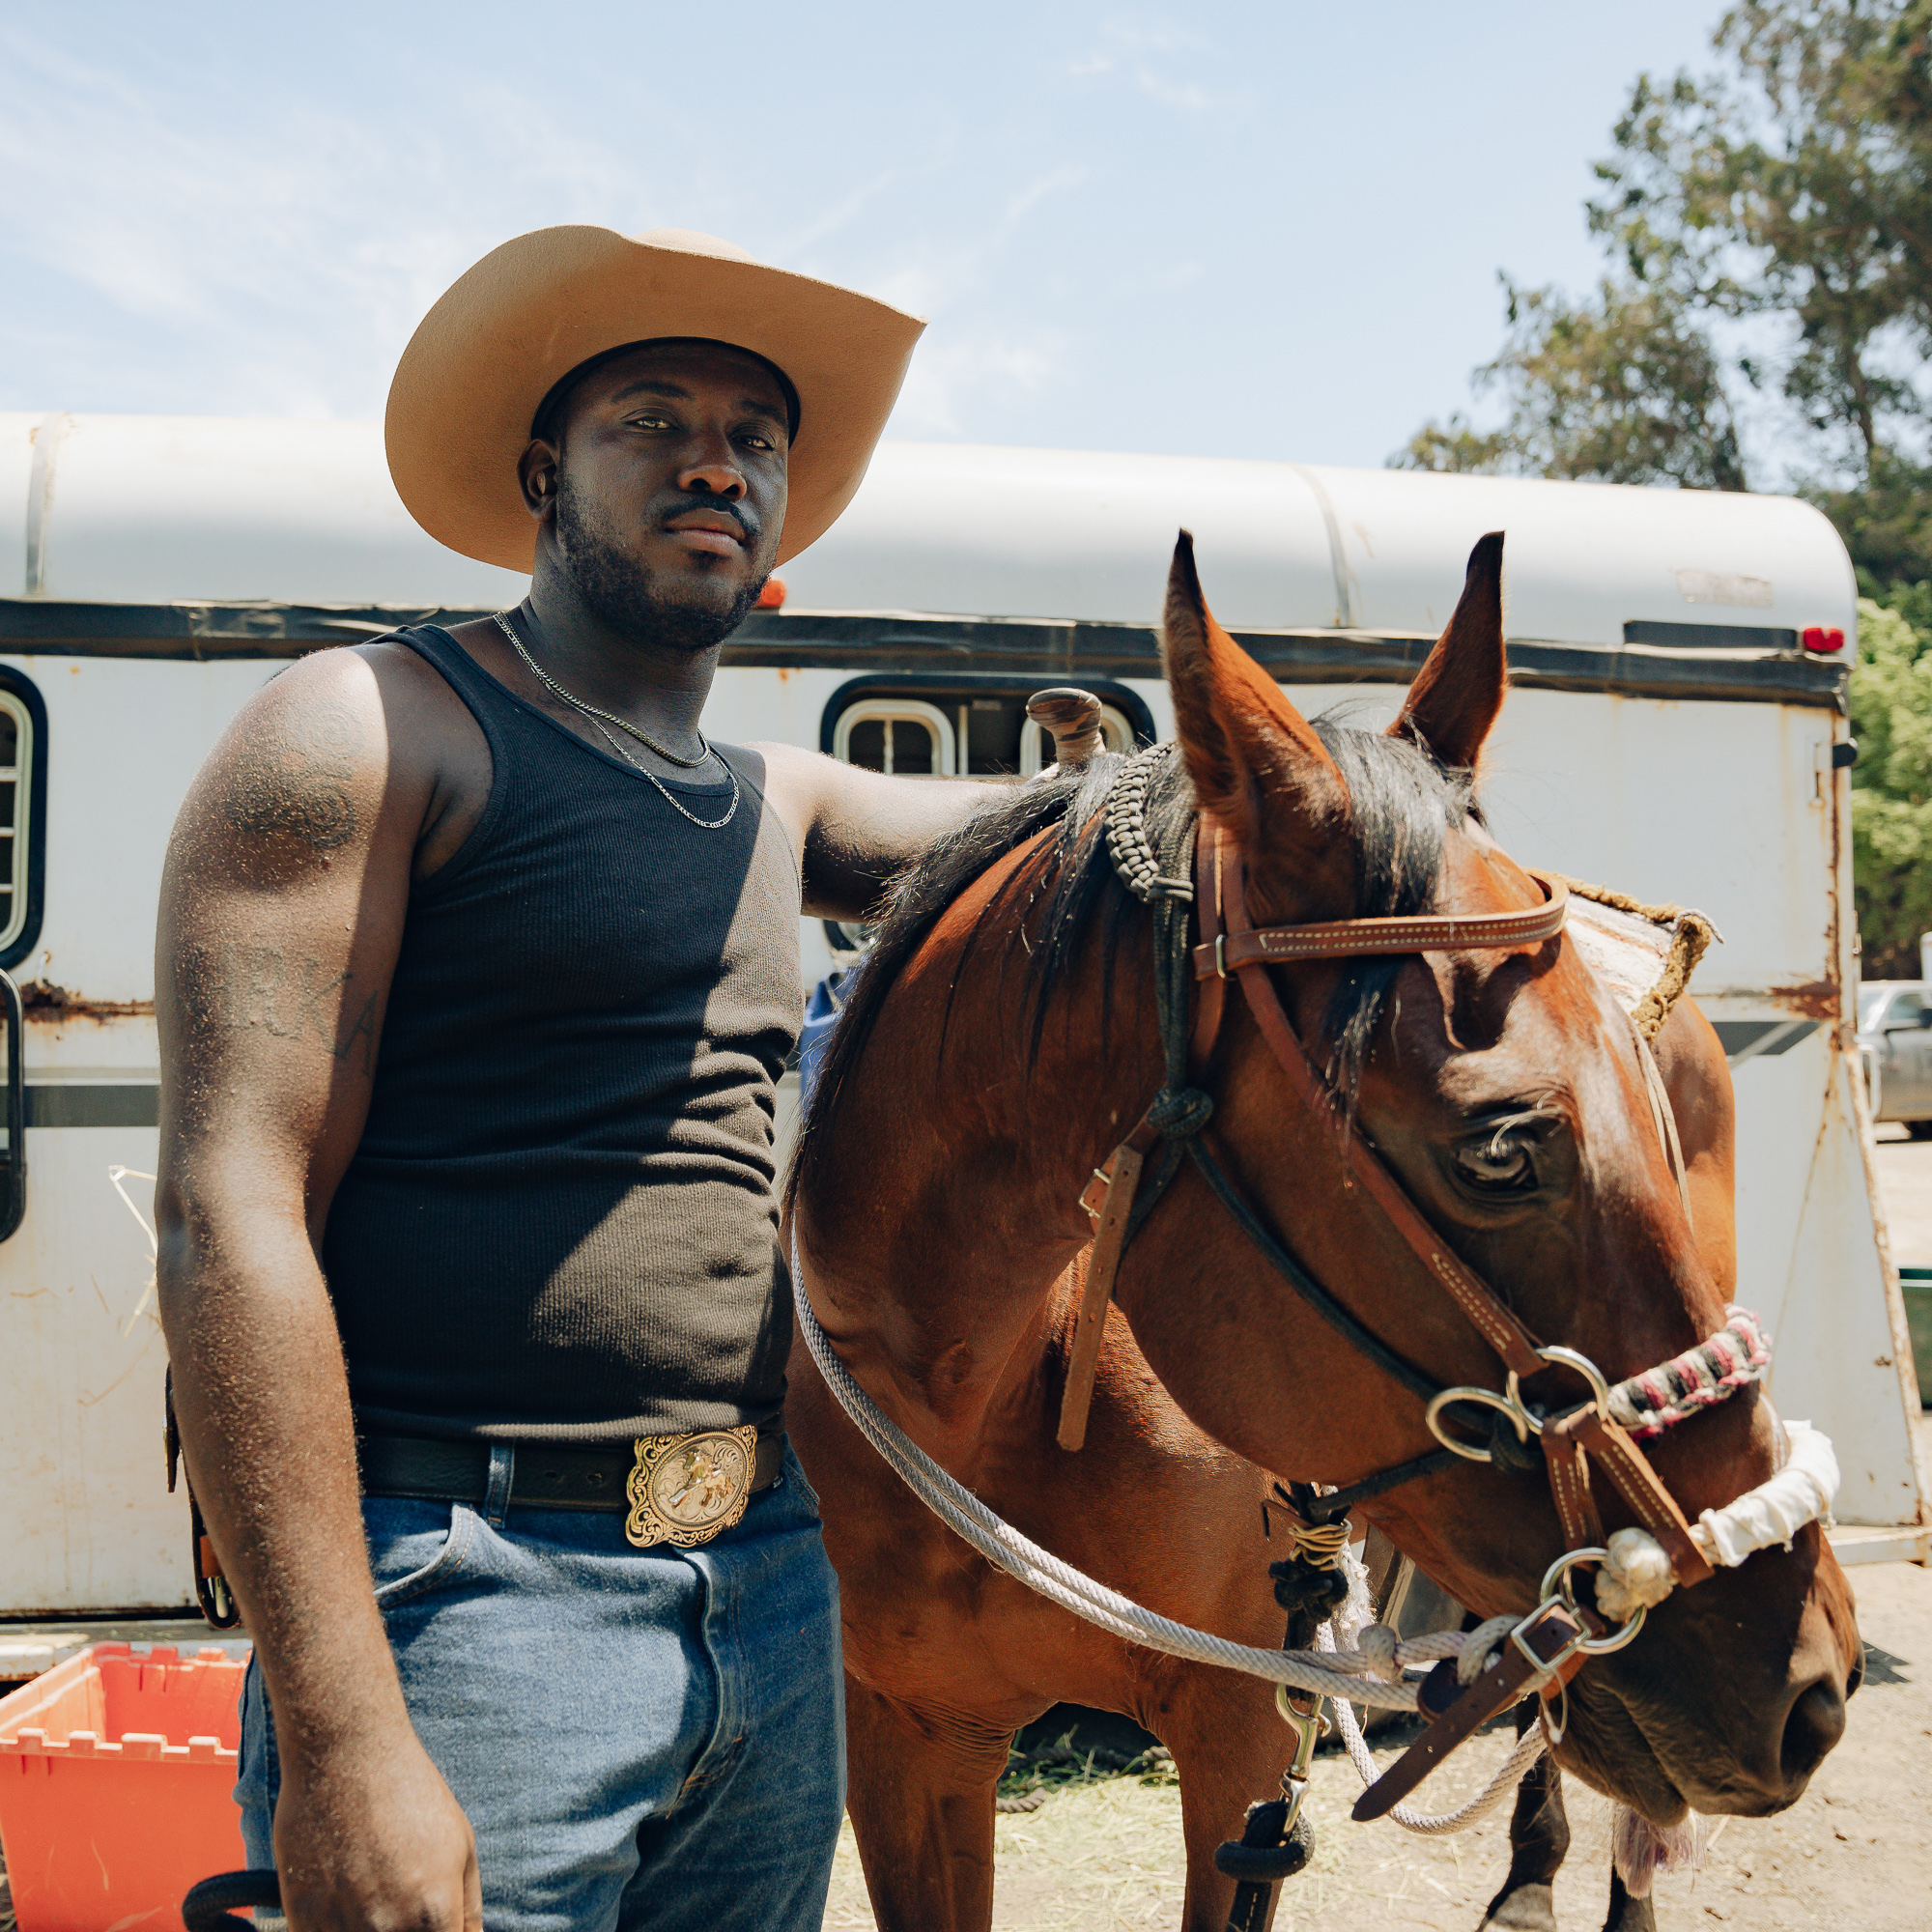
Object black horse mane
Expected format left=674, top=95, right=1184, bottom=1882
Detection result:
left=787, top=717, right=1473, bottom=1206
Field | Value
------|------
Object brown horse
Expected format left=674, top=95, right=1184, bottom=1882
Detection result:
left=786, top=533, right=1860, bottom=1932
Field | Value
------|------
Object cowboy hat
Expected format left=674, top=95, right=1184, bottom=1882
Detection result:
left=385, top=225, right=925, bottom=571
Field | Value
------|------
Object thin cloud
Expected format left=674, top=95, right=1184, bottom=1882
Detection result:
left=891, top=331, right=1059, bottom=438
left=1067, top=16, right=1220, bottom=110
left=0, top=27, right=680, bottom=415
left=777, top=172, right=900, bottom=266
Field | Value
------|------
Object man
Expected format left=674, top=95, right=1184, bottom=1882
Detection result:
left=155, top=226, right=1015, bottom=1932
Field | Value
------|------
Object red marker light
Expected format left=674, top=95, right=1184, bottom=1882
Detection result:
left=755, top=578, right=787, bottom=610
left=1801, top=625, right=1845, bottom=654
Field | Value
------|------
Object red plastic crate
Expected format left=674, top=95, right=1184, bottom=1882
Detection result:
left=0, top=1641, right=250, bottom=1931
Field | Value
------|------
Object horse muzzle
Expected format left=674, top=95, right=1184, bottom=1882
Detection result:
left=1559, top=1526, right=1858, bottom=1822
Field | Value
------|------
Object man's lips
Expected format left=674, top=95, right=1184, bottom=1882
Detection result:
left=664, top=510, right=750, bottom=556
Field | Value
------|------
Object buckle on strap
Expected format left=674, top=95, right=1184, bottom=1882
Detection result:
left=1352, top=1596, right=1588, bottom=1823
left=624, top=1425, right=759, bottom=1548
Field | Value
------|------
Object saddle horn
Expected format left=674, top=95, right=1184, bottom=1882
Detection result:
left=1027, top=687, right=1105, bottom=766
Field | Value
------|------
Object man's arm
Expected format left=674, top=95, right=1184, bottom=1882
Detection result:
left=750, top=742, right=1024, bottom=920
left=155, top=645, right=481, bottom=1932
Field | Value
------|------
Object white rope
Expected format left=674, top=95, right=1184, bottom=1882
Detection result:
left=1332, top=1690, right=1547, bottom=1835
left=790, top=1233, right=1499, bottom=1711
left=791, top=1235, right=1843, bottom=1848
left=1595, top=1419, right=1839, bottom=1620
left=1325, top=1542, right=1550, bottom=1835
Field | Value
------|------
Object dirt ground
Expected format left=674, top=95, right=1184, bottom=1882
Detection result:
left=822, top=1132, right=1932, bottom=1931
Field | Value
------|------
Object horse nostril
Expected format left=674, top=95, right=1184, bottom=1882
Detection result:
left=1780, top=1678, right=1846, bottom=1785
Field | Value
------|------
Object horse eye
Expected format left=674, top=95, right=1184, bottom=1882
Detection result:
left=1455, top=1133, right=1536, bottom=1191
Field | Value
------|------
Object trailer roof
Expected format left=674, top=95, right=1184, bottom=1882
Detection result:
left=0, top=412, right=1856, bottom=705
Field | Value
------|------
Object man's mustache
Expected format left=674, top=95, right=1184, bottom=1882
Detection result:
left=657, top=495, right=758, bottom=545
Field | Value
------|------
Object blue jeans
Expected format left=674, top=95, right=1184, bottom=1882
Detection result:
left=237, top=1445, right=844, bottom=1931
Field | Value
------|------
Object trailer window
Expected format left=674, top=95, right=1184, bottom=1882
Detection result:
left=829, top=692, right=1135, bottom=778
left=834, top=699, right=955, bottom=777
left=0, top=694, right=33, bottom=956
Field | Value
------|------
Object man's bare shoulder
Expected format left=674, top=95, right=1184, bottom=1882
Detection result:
left=740, top=738, right=832, bottom=808
left=186, top=638, right=480, bottom=878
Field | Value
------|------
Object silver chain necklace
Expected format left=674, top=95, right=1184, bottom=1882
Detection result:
left=493, top=611, right=738, bottom=832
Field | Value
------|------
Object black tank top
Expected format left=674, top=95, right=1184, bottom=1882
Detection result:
left=322, top=627, right=803, bottom=1444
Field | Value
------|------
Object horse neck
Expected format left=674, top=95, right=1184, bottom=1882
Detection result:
left=797, top=851, right=1165, bottom=1436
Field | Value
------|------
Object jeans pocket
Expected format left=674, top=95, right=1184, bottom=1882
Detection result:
left=365, top=1498, right=475, bottom=1609
left=781, top=1442, right=825, bottom=1518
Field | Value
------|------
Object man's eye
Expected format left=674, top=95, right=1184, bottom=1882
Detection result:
left=1454, top=1132, right=1537, bottom=1192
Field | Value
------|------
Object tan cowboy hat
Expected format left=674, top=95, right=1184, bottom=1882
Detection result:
left=385, top=225, right=925, bottom=571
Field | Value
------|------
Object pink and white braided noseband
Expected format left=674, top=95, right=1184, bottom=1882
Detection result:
left=1590, top=1304, right=1839, bottom=1622
left=1606, top=1306, right=1771, bottom=1438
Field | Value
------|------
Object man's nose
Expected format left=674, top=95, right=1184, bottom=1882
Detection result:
left=676, top=429, right=746, bottom=500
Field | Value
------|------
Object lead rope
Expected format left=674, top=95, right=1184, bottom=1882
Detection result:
left=789, top=1227, right=1560, bottom=1835
left=791, top=1231, right=1499, bottom=1707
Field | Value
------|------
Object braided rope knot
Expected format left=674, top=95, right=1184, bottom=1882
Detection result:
left=1103, top=745, right=1193, bottom=903
left=1356, top=1623, right=1401, bottom=1682
left=1268, top=1555, right=1350, bottom=1618
left=1148, top=1085, right=1214, bottom=1139
left=1596, top=1526, right=1678, bottom=1621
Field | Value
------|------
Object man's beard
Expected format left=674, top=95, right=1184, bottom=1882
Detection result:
left=553, top=475, right=765, bottom=654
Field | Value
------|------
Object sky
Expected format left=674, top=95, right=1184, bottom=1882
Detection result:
left=0, top=1, right=1738, bottom=471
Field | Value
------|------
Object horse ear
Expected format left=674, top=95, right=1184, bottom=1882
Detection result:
left=1387, top=530, right=1507, bottom=771
left=1160, top=530, right=1347, bottom=860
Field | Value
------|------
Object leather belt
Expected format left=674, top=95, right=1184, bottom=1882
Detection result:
left=358, top=1420, right=786, bottom=1516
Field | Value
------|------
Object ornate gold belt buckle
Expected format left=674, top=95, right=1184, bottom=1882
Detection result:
left=625, top=1424, right=758, bottom=1548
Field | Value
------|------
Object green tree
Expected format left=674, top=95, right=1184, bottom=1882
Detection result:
left=1400, top=1, right=1932, bottom=575
left=1591, top=1, right=1932, bottom=477
left=1851, top=594, right=1932, bottom=975
left=1402, top=3, right=1932, bottom=968
left=1398, top=277, right=1747, bottom=489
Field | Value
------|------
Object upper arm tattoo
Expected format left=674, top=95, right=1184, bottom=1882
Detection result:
left=176, top=945, right=382, bottom=1076
left=222, top=700, right=364, bottom=852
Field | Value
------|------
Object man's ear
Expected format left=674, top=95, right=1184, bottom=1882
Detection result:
left=518, top=440, right=560, bottom=525
left=1387, top=531, right=1507, bottom=772
left=1161, top=531, right=1351, bottom=901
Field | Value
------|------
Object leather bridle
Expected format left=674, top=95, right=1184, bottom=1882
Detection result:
left=1049, top=767, right=1808, bottom=1803
left=787, top=745, right=1821, bottom=1825
left=1056, top=775, right=1768, bottom=1776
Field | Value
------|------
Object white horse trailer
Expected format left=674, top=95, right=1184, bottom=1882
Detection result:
left=0, top=412, right=1922, bottom=1619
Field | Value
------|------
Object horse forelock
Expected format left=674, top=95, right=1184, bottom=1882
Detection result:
left=1312, top=722, right=1476, bottom=1113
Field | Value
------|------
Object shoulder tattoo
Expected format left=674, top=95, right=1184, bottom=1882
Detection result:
left=222, top=700, right=364, bottom=851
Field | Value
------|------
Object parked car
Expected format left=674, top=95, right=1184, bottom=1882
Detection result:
left=1858, top=980, right=1932, bottom=1135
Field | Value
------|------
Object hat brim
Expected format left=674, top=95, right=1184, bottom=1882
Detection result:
left=385, top=226, right=924, bottom=571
